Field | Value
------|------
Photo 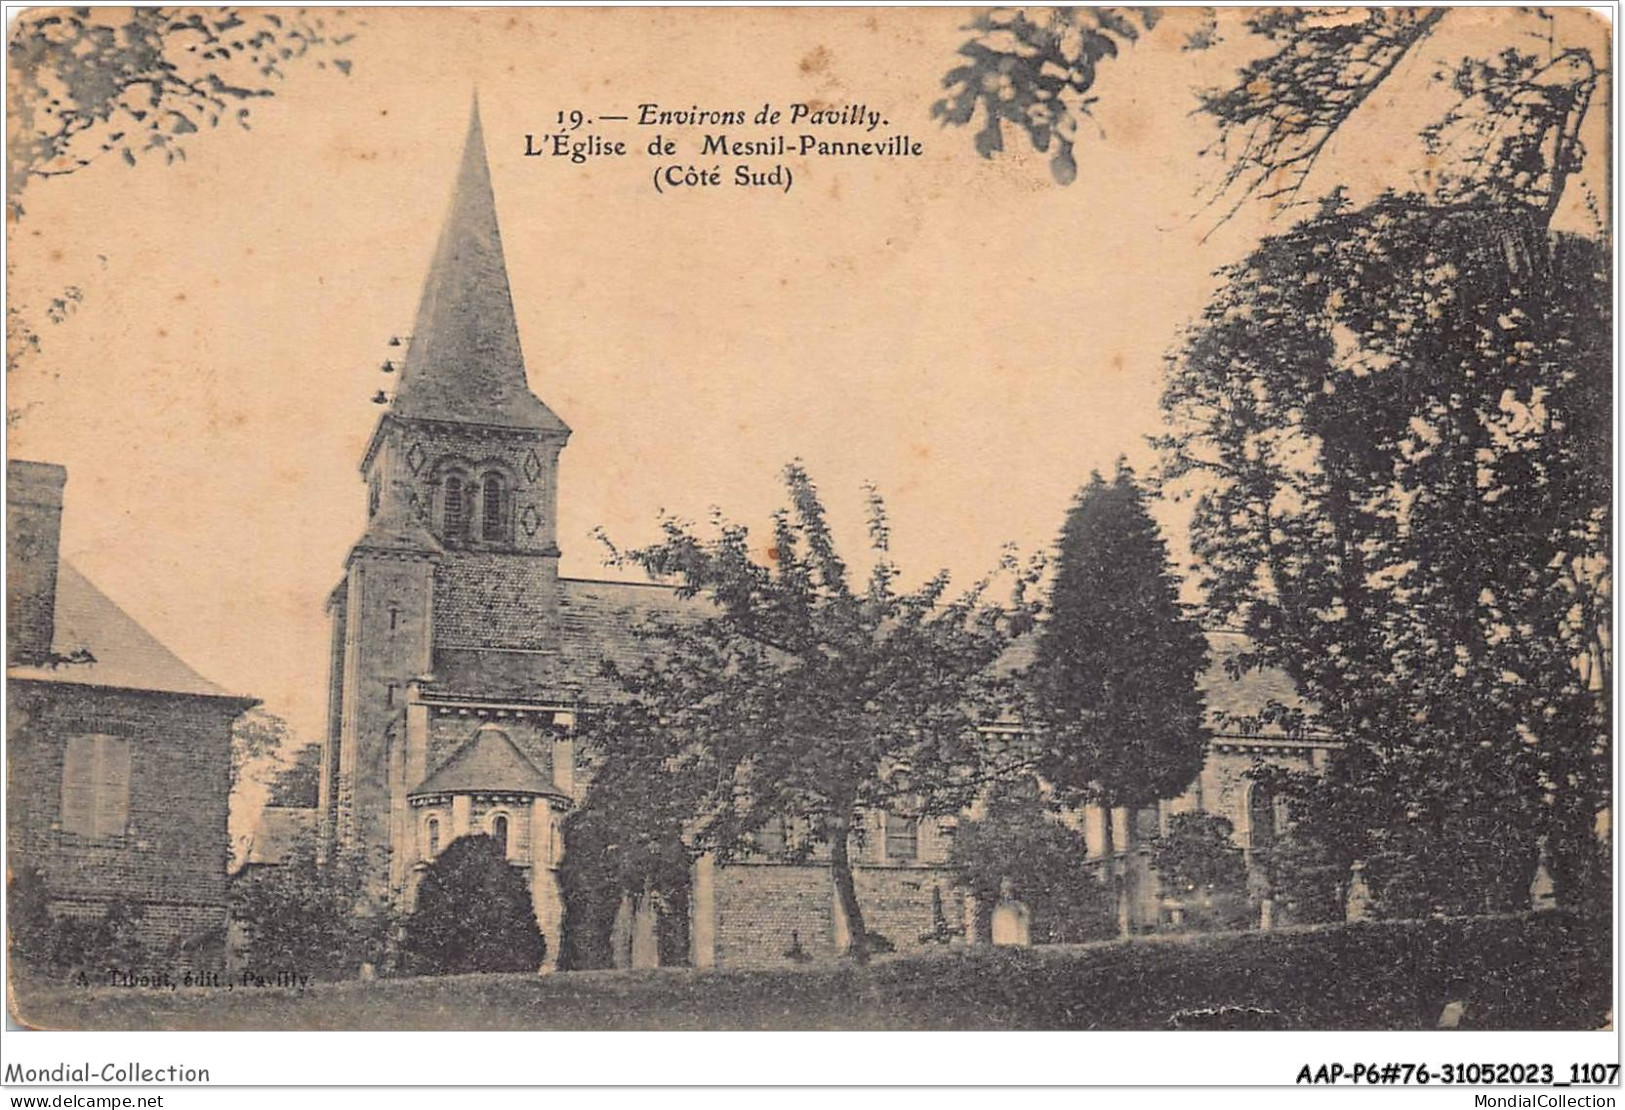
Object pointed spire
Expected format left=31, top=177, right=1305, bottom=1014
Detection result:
left=391, top=95, right=569, bottom=434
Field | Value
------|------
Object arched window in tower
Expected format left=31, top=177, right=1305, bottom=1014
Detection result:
left=442, top=474, right=470, bottom=541
left=425, top=816, right=441, bottom=860
left=490, top=813, right=509, bottom=857
left=481, top=472, right=507, bottom=541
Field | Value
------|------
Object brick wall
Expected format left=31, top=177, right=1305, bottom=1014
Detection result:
left=6, top=681, right=242, bottom=955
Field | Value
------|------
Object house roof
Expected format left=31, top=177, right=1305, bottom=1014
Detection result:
left=410, top=722, right=564, bottom=798
left=243, top=806, right=316, bottom=867
left=389, top=97, right=569, bottom=435
left=7, top=561, right=252, bottom=701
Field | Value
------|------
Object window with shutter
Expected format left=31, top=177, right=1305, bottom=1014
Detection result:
left=96, top=736, right=131, bottom=837
left=60, top=735, right=96, bottom=836
left=60, top=734, right=131, bottom=839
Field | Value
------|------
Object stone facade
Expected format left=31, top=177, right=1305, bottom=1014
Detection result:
left=317, top=101, right=609, bottom=970
left=693, top=812, right=966, bottom=969
left=7, top=462, right=256, bottom=959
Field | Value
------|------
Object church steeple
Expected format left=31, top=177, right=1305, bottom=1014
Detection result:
left=391, top=95, right=569, bottom=434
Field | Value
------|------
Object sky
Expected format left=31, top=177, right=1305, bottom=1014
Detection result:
left=7, top=7, right=1610, bottom=765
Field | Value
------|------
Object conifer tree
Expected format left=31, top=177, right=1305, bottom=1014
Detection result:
left=1031, top=463, right=1209, bottom=927
left=402, top=835, right=545, bottom=975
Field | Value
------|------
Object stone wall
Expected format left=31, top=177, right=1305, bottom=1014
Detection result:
left=706, top=860, right=966, bottom=969
left=330, top=552, right=435, bottom=895
left=372, top=420, right=564, bottom=557
left=6, top=682, right=241, bottom=954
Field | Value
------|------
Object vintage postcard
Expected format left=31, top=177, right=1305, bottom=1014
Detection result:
left=3, top=2, right=1614, bottom=1077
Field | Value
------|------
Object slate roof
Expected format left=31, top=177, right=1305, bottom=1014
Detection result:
left=410, top=722, right=563, bottom=798
left=1198, top=629, right=1315, bottom=736
left=351, top=493, right=443, bottom=557
left=243, top=806, right=316, bottom=867
left=7, top=561, right=251, bottom=701
left=390, top=97, right=569, bottom=434
left=994, top=627, right=1316, bottom=740
left=427, top=577, right=709, bottom=704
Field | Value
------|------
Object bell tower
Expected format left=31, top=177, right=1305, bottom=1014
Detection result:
left=319, top=96, right=573, bottom=888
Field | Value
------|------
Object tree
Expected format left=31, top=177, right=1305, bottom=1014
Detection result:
left=7, top=8, right=357, bottom=403
left=935, top=8, right=1603, bottom=228
left=8, top=8, right=356, bottom=215
left=938, top=7, right=1609, bottom=918
left=951, top=780, right=1115, bottom=944
left=267, top=743, right=322, bottom=808
left=401, top=834, right=545, bottom=976
left=231, top=707, right=291, bottom=793
left=558, top=754, right=692, bottom=970
left=1148, top=812, right=1249, bottom=929
left=232, top=840, right=391, bottom=981
left=1160, top=196, right=1609, bottom=913
left=585, top=462, right=1041, bottom=963
left=1029, top=463, right=1209, bottom=927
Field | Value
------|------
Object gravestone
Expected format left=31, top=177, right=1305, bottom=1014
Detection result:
left=991, top=878, right=1031, bottom=947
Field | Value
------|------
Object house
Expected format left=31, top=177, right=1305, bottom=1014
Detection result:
left=7, top=461, right=258, bottom=958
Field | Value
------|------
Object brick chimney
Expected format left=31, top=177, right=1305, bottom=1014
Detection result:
left=8, top=460, right=67, bottom=665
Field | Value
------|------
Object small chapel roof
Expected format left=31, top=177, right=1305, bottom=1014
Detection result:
left=389, top=96, right=570, bottom=435
left=7, top=561, right=252, bottom=702
left=410, top=722, right=564, bottom=799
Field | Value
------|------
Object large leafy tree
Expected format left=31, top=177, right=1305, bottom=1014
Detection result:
left=8, top=8, right=355, bottom=213
left=585, top=463, right=1040, bottom=963
left=1160, top=196, right=1609, bottom=912
left=1030, top=463, right=1208, bottom=928
left=940, top=7, right=1610, bottom=917
left=935, top=8, right=1603, bottom=226
left=7, top=8, right=356, bottom=392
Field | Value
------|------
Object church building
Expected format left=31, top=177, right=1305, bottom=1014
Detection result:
left=318, top=100, right=1337, bottom=972
left=315, top=100, right=695, bottom=966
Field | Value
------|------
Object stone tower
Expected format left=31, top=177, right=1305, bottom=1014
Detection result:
left=318, top=97, right=575, bottom=916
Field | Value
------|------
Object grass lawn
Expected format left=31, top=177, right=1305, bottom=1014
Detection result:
left=11, top=911, right=1609, bottom=1031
